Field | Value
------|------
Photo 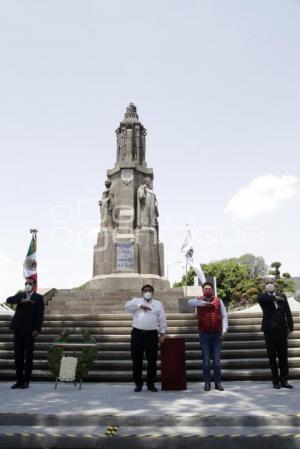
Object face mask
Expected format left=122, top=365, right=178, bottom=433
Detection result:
left=204, top=290, right=213, bottom=299
left=266, top=283, right=275, bottom=292
left=143, top=291, right=152, bottom=301
left=25, top=283, right=33, bottom=293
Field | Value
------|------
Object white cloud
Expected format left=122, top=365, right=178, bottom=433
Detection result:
left=225, top=174, right=299, bottom=220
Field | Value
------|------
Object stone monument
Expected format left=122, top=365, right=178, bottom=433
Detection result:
left=87, top=103, right=169, bottom=291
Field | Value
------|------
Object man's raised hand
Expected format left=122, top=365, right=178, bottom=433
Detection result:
left=140, top=304, right=151, bottom=312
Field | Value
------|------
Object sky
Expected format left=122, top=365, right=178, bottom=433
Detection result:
left=0, top=0, right=299, bottom=299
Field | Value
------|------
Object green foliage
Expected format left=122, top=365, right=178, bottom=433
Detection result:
left=48, top=329, right=97, bottom=381
left=276, top=277, right=295, bottom=295
left=202, top=259, right=256, bottom=307
left=173, top=269, right=195, bottom=288
left=271, top=261, right=282, bottom=268
left=268, top=261, right=295, bottom=294
left=173, top=254, right=296, bottom=309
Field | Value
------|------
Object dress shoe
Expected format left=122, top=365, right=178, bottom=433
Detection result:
left=280, top=379, right=293, bottom=389
left=134, top=385, right=143, bottom=392
left=147, top=385, right=158, bottom=392
left=20, top=381, right=29, bottom=389
left=11, top=381, right=23, bottom=389
left=204, top=382, right=211, bottom=391
left=273, top=382, right=281, bottom=389
left=215, top=383, right=224, bottom=391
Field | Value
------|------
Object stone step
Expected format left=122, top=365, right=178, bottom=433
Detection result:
left=1, top=357, right=300, bottom=370
left=1, top=338, right=300, bottom=350
left=0, top=312, right=197, bottom=321
left=1, top=309, right=300, bottom=382
left=1, top=398, right=300, bottom=449
left=0, top=347, right=281, bottom=359
left=1, top=325, right=300, bottom=336
left=2, top=330, right=300, bottom=341
left=1, top=347, right=300, bottom=360
left=1, top=409, right=300, bottom=427
left=40, top=316, right=291, bottom=325
left=1, top=339, right=300, bottom=351
left=1, top=367, right=300, bottom=381
left=4, top=311, right=297, bottom=321
left=1, top=422, right=300, bottom=449
left=51, top=288, right=183, bottom=297
left=2, top=411, right=300, bottom=427
left=1, top=319, right=193, bottom=327
left=2, top=317, right=300, bottom=327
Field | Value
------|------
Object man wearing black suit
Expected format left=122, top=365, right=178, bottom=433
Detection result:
left=258, top=278, right=293, bottom=389
left=6, top=277, right=44, bottom=389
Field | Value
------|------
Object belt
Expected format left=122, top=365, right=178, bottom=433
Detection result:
left=133, top=327, right=157, bottom=334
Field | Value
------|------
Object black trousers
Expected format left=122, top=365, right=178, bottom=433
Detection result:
left=14, top=330, right=35, bottom=383
left=264, top=329, right=289, bottom=382
left=130, top=328, right=158, bottom=386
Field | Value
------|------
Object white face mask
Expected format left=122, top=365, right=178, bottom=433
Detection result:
left=266, top=283, right=275, bottom=293
left=143, top=291, right=153, bottom=301
left=25, top=283, right=33, bottom=293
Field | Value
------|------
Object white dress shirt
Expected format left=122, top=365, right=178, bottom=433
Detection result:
left=188, top=297, right=228, bottom=334
left=124, top=298, right=167, bottom=334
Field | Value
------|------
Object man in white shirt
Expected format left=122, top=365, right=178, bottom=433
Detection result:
left=124, top=284, right=167, bottom=392
left=188, top=282, right=228, bottom=391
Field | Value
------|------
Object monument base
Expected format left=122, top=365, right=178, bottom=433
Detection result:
left=86, top=273, right=170, bottom=292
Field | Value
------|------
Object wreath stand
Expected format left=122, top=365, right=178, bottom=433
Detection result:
left=50, top=342, right=98, bottom=390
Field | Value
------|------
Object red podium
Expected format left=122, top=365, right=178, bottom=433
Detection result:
left=160, top=337, right=187, bottom=390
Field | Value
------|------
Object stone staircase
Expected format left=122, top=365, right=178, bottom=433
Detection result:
left=45, top=288, right=184, bottom=314
left=1, top=306, right=300, bottom=381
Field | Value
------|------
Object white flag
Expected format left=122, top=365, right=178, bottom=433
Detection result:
left=181, top=226, right=206, bottom=285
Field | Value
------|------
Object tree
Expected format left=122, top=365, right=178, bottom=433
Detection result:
left=235, top=254, right=268, bottom=278
left=202, top=259, right=256, bottom=307
left=173, top=255, right=296, bottom=309
left=174, top=258, right=257, bottom=307
left=268, top=261, right=295, bottom=295
left=173, top=269, right=196, bottom=288
left=270, top=261, right=282, bottom=280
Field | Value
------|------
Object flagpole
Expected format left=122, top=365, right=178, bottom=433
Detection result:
left=185, top=260, right=188, bottom=297
left=30, top=228, right=38, bottom=237
left=185, top=223, right=188, bottom=297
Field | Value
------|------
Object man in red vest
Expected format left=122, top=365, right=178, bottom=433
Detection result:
left=188, top=282, right=228, bottom=391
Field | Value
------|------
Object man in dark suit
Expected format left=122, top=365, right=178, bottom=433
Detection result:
left=258, top=278, right=293, bottom=389
left=6, top=277, right=44, bottom=389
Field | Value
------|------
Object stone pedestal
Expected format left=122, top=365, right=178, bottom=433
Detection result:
left=87, top=273, right=169, bottom=291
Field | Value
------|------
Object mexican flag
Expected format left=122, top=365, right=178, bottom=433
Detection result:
left=23, top=231, right=37, bottom=290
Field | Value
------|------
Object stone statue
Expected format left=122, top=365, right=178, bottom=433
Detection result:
left=117, top=128, right=133, bottom=163
left=137, top=177, right=159, bottom=228
left=99, top=179, right=115, bottom=228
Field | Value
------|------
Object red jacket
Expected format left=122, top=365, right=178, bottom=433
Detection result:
left=197, top=297, right=222, bottom=332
